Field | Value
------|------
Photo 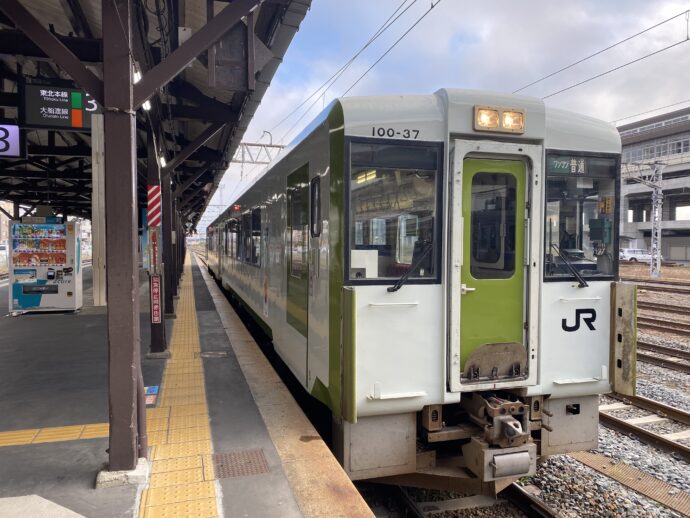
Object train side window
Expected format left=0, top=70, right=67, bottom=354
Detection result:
left=242, top=213, right=252, bottom=263
left=252, top=208, right=261, bottom=266
left=310, top=177, right=321, bottom=238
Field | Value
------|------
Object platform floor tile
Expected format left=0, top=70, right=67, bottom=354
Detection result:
left=140, top=256, right=219, bottom=518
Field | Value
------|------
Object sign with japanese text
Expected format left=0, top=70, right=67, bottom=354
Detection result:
left=150, top=274, right=162, bottom=324
left=0, top=124, right=25, bottom=158
left=546, top=156, right=587, bottom=175
left=22, top=84, right=101, bottom=130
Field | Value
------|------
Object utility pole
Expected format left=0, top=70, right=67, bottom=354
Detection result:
left=649, top=164, right=664, bottom=278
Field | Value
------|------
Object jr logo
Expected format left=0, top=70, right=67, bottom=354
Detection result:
left=562, top=308, right=596, bottom=332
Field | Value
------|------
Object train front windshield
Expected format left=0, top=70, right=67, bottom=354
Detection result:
left=347, top=140, right=443, bottom=284
left=544, top=154, right=619, bottom=280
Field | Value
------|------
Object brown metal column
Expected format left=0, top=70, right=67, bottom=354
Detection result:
left=147, top=131, right=167, bottom=353
left=162, top=169, right=175, bottom=317
left=102, top=0, right=145, bottom=470
left=171, top=196, right=179, bottom=296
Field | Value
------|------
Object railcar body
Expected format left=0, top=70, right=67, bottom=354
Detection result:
left=206, top=89, right=636, bottom=493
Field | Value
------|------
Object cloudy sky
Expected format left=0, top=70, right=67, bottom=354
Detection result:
left=200, top=0, right=690, bottom=228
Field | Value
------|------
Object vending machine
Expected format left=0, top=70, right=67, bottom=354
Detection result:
left=8, top=218, right=83, bottom=313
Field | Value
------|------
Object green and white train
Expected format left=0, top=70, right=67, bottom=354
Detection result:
left=206, top=89, right=636, bottom=493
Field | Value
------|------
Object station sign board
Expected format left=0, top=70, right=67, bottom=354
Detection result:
left=150, top=274, right=162, bottom=324
left=21, top=84, right=101, bottom=130
left=0, top=124, right=26, bottom=158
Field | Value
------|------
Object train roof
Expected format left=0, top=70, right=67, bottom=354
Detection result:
left=338, top=88, right=621, bottom=154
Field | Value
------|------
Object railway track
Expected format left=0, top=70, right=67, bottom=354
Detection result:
left=637, top=300, right=690, bottom=317
left=599, top=393, right=690, bottom=462
left=622, top=279, right=690, bottom=296
left=637, top=315, right=690, bottom=337
left=637, top=340, right=690, bottom=374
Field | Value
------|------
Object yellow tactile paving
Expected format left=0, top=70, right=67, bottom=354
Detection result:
left=149, top=467, right=204, bottom=488
left=141, top=497, right=218, bottom=518
left=0, top=429, right=40, bottom=447
left=32, top=425, right=84, bottom=443
left=151, top=456, right=203, bottom=474
left=139, top=255, right=219, bottom=518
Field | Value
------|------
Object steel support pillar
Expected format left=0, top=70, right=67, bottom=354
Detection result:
left=91, top=114, right=106, bottom=306
left=147, top=131, right=167, bottom=353
left=161, top=170, right=175, bottom=317
left=102, top=0, right=146, bottom=470
left=172, top=197, right=179, bottom=297
left=649, top=164, right=664, bottom=279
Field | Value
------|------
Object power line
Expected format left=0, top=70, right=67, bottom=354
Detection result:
left=513, top=9, right=689, bottom=94
left=611, top=98, right=690, bottom=124
left=278, top=0, right=443, bottom=144
left=342, top=0, right=443, bottom=96
left=541, top=37, right=690, bottom=100
left=268, top=0, right=419, bottom=134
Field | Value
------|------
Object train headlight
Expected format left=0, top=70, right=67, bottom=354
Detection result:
left=502, top=111, right=524, bottom=131
left=475, top=108, right=500, bottom=129
left=474, top=106, right=525, bottom=134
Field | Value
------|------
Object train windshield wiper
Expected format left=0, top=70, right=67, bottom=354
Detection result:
left=388, top=241, right=433, bottom=293
left=551, top=244, right=588, bottom=288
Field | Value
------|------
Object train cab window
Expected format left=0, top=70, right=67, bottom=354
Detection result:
left=544, top=154, right=619, bottom=280
left=251, top=208, right=261, bottom=265
left=470, top=173, right=517, bottom=279
left=348, top=141, right=442, bottom=283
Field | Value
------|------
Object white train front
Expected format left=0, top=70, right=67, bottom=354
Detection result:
left=206, top=89, right=636, bottom=494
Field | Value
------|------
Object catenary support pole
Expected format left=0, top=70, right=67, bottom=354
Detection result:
left=102, top=0, right=146, bottom=470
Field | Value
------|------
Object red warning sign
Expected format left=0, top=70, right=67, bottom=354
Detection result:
left=150, top=274, right=162, bottom=324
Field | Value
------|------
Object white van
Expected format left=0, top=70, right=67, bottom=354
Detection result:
left=619, top=248, right=662, bottom=262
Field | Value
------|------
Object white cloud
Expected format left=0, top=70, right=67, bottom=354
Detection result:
left=200, top=0, right=690, bottom=227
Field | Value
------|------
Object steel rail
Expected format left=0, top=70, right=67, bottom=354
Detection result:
left=637, top=341, right=690, bottom=361
left=637, top=316, right=690, bottom=337
left=637, top=351, right=690, bottom=374
left=600, top=393, right=690, bottom=462
left=621, top=277, right=690, bottom=287
left=638, top=301, right=690, bottom=316
left=502, top=483, right=558, bottom=517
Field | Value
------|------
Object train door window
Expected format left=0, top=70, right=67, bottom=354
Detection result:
left=310, top=177, right=321, bottom=238
left=348, top=140, right=442, bottom=282
left=544, top=154, right=618, bottom=280
left=251, top=208, right=261, bottom=265
left=242, top=213, right=251, bottom=263
left=287, top=165, right=309, bottom=279
left=234, top=219, right=242, bottom=261
left=229, top=219, right=238, bottom=259
left=224, top=223, right=229, bottom=255
left=470, top=173, right=516, bottom=279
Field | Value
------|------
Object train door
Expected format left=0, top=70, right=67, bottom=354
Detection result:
left=286, top=164, right=310, bottom=384
left=458, top=158, right=527, bottom=384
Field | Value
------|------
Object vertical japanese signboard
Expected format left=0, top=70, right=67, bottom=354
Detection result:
left=150, top=274, right=162, bottom=324
left=21, top=84, right=101, bottom=130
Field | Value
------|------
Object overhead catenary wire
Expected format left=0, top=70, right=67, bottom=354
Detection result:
left=541, top=37, right=690, bottom=100
left=611, top=98, right=690, bottom=124
left=279, top=0, right=442, bottom=143
left=267, top=0, right=419, bottom=135
left=278, top=0, right=443, bottom=144
left=513, top=9, right=690, bottom=94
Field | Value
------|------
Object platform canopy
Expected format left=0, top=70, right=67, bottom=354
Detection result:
left=0, top=0, right=310, bottom=230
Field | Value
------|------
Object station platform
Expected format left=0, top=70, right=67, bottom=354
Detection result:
left=0, top=255, right=371, bottom=517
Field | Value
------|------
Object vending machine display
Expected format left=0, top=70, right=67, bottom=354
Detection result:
left=8, top=219, right=83, bottom=313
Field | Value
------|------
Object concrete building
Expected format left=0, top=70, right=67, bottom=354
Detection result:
left=619, top=107, right=690, bottom=263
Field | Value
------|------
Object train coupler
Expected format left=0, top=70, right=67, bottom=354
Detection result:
left=461, top=393, right=531, bottom=448
left=462, top=437, right=537, bottom=482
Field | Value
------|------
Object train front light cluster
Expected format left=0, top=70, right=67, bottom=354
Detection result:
left=474, top=106, right=525, bottom=134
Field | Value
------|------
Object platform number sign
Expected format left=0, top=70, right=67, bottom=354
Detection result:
left=22, top=84, right=101, bottom=130
left=0, top=124, right=24, bottom=158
